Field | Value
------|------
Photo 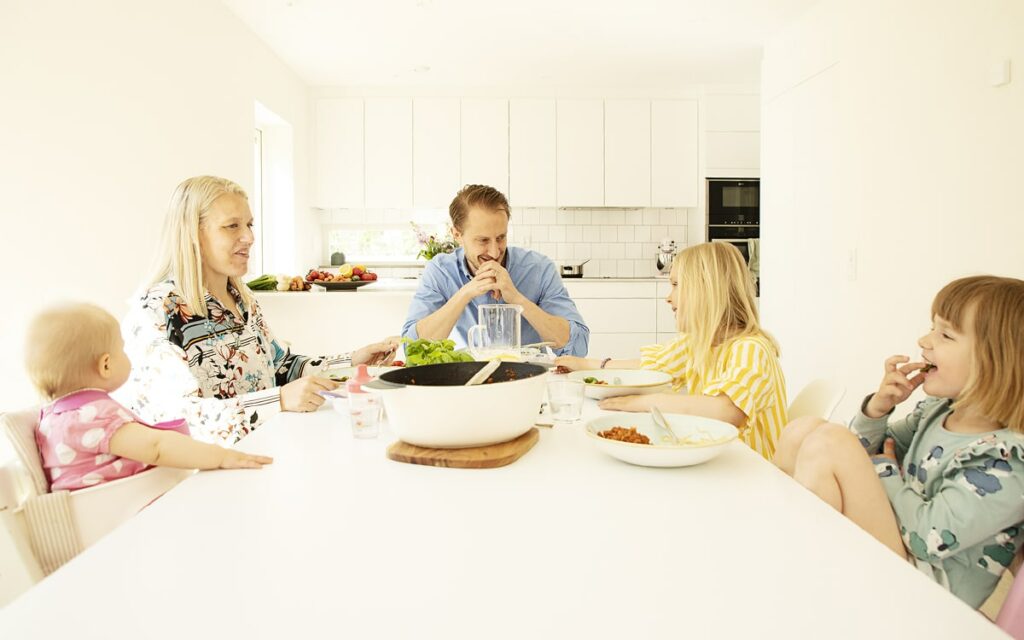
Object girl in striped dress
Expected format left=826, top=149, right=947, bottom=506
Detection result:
left=555, top=242, right=787, bottom=460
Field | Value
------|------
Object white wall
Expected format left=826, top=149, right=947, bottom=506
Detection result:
left=761, top=0, right=1024, bottom=418
left=0, top=0, right=314, bottom=410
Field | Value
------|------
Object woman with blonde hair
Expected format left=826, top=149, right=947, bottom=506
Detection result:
left=556, top=242, right=787, bottom=459
left=119, top=176, right=396, bottom=444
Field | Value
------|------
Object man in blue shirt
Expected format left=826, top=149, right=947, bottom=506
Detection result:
left=402, top=185, right=589, bottom=356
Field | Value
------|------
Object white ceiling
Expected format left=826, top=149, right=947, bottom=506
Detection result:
left=221, top=0, right=817, bottom=89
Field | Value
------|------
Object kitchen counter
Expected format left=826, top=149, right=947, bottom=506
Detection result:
left=0, top=403, right=1000, bottom=639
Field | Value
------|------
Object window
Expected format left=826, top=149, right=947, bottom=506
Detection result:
left=322, top=211, right=451, bottom=263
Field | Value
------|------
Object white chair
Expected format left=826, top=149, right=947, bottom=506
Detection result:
left=787, top=378, right=845, bottom=422
left=0, top=408, right=192, bottom=604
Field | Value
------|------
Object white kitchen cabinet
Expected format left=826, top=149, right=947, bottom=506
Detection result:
left=587, top=334, right=659, bottom=360
left=461, top=98, right=508, bottom=194
left=556, top=99, right=604, bottom=206
left=509, top=99, right=556, bottom=207
left=364, top=98, right=413, bottom=209
left=651, top=100, right=699, bottom=207
left=314, top=98, right=363, bottom=208
left=604, top=100, right=651, bottom=207
left=575, top=298, right=657, bottom=333
left=413, top=98, right=461, bottom=209
left=705, top=131, right=760, bottom=173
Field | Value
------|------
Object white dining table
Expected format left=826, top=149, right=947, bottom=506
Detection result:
left=0, top=400, right=1007, bottom=639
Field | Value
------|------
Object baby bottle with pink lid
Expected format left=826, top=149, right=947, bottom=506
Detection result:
left=346, top=365, right=381, bottom=439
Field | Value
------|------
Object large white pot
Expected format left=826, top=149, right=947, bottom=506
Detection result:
left=368, top=362, right=549, bottom=448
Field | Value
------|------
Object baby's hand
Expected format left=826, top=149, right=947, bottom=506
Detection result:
left=219, top=450, right=274, bottom=469
left=865, top=355, right=927, bottom=418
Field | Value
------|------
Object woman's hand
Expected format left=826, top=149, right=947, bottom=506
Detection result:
left=553, top=355, right=601, bottom=372
left=598, top=394, right=657, bottom=412
left=219, top=449, right=274, bottom=469
left=865, top=355, right=927, bottom=418
left=351, top=339, right=399, bottom=366
left=280, top=376, right=338, bottom=412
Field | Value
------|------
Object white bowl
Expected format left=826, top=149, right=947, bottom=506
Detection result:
left=585, top=413, right=738, bottom=468
left=567, top=369, right=673, bottom=399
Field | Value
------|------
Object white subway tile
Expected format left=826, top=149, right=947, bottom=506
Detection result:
left=617, top=225, right=635, bottom=242
left=650, top=225, right=668, bottom=241
left=601, top=226, right=618, bottom=243
left=598, top=259, right=617, bottom=277
left=522, top=209, right=540, bottom=226
left=625, top=210, right=643, bottom=226
left=608, top=243, right=625, bottom=259
left=539, top=209, right=559, bottom=224
left=556, top=210, right=573, bottom=225
left=591, top=244, right=609, bottom=259
left=591, top=211, right=611, bottom=226
left=588, top=260, right=604, bottom=277
left=624, top=243, right=642, bottom=259
left=575, top=243, right=592, bottom=259
left=668, top=225, right=686, bottom=240
left=549, top=226, right=566, bottom=242
left=565, top=226, right=582, bottom=242
left=634, top=260, right=656, bottom=278
left=574, top=210, right=592, bottom=225
left=556, top=242, right=572, bottom=259
left=583, top=226, right=602, bottom=243
left=534, top=242, right=555, bottom=258
left=659, top=210, right=676, bottom=226
left=607, top=211, right=625, bottom=225
left=633, top=226, right=651, bottom=242
left=643, top=209, right=659, bottom=225
left=616, top=260, right=635, bottom=277
left=532, top=225, right=550, bottom=242
left=515, top=226, right=532, bottom=243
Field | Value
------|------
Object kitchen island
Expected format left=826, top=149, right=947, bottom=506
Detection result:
left=0, top=402, right=1003, bottom=639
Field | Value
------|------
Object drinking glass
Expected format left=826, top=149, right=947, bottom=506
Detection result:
left=547, top=378, right=584, bottom=424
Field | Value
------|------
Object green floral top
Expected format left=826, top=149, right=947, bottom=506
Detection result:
left=852, top=396, right=1024, bottom=608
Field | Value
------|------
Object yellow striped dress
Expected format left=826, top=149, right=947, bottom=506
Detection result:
left=639, top=333, right=788, bottom=460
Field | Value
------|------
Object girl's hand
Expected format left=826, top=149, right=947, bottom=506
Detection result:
left=865, top=356, right=927, bottom=418
left=352, top=340, right=398, bottom=366
left=219, top=449, right=274, bottom=469
left=280, top=376, right=337, bottom=412
left=554, top=356, right=601, bottom=372
left=599, top=394, right=655, bottom=412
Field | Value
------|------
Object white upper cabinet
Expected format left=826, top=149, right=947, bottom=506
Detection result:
left=461, top=98, right=508, bottom=194
left=557, top=99, right=604, bottom=206
left=314, top=98, right=363, bottom=208
left=651, top=100, right=699, bottom=207
left=413, top=98, right=461, bottom=209
left=364, top=98, right=412, bottom=209
left=509, top=99, right=556, bottom=207
left=604, top=99, right=651, bottom=207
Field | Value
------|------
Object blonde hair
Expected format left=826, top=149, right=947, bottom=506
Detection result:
left=449, top=184, right=511, bottom=232
left=147, top=176, right=252, bottom=317
left=932, top=275, right=1024, bottom=430
left=672, top=242, right=778, bottom=378
left=25, top=303, right=121, bottom=401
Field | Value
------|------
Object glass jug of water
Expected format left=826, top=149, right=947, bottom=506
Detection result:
left=467, top=304, right=522, bottom=361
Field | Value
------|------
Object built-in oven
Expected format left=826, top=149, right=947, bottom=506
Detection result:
left=707, top=178, right=760, bottom=295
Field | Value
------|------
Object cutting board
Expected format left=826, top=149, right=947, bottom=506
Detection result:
left=386, top=428, right=539, bottom=469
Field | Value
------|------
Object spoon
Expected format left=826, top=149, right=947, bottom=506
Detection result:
left=465, top=359, right=503, bottom=386
left=650, top=406, right=680, bottom=445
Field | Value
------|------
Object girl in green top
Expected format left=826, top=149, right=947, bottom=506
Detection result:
left=774, top=275, right=1024, bottom=608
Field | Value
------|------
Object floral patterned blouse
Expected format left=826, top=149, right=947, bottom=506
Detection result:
left=116, top=280, right=349, bottom=444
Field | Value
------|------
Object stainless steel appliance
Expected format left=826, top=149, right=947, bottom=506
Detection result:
left=560, top=260, right=589, bottom=278
left=707, top=179, right=759, bottom=293
left=656, top=238, right=677, bottom=275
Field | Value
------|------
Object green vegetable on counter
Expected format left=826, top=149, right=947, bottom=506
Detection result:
left=401, top=337, right=475, bottom=366
left=246, top=274, right=278, bottom=291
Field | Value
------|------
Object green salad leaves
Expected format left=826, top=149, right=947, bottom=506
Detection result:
left=402, top=338, right=475, bottom=366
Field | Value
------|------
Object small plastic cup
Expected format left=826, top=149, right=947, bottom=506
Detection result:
left=346, top=364, right=381, bottom=438
left=547, top=378, right=585, bottom=424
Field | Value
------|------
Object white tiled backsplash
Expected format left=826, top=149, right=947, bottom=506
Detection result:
left=320, top=207, right=690, bottom=279
left=509, top=207, right=688, bottom=278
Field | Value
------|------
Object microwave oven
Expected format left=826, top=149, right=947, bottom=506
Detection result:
left=707, top=179, right=759, bottom=225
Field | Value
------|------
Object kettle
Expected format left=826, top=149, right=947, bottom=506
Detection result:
left=656, top=238, right=677, bottom=275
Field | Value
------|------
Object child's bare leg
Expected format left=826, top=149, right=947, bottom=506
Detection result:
left=793, top=424, right=907, bottom=559
left=773, top=416, right=827, bottom=476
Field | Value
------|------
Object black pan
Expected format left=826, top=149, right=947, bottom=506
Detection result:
left=377, top=362, right=547, bottom=387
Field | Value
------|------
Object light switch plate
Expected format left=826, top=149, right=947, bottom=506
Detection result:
left=989, top=59, right=1012, bottom=87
